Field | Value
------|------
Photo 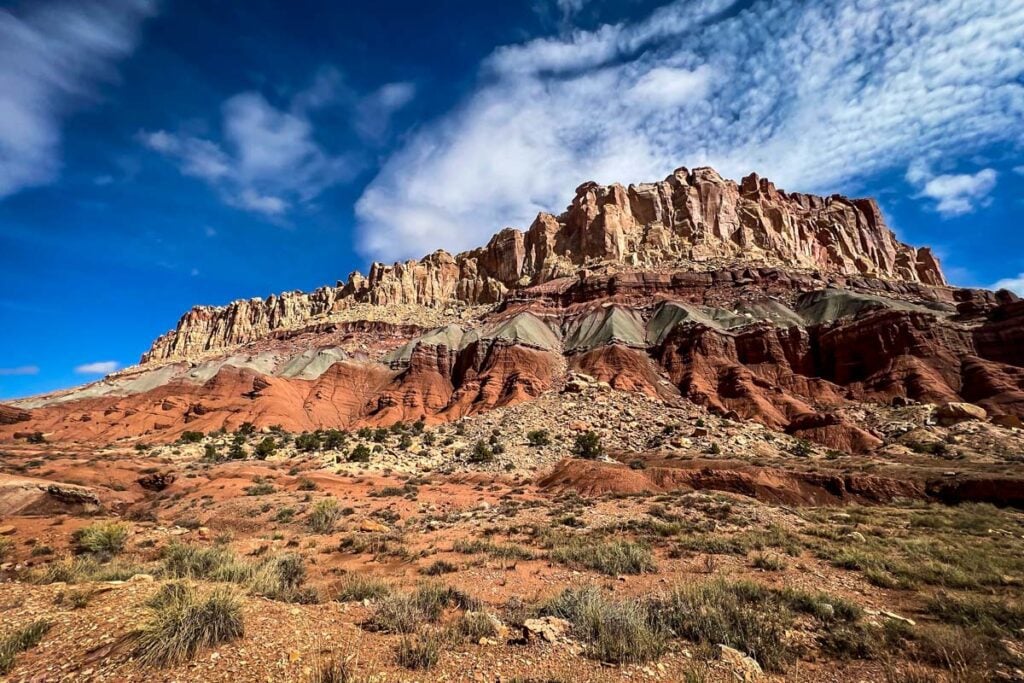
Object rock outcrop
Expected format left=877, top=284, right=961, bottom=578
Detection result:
left=143, top=167, right=945, bottom=363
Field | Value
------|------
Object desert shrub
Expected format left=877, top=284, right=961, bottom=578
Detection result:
left=274, top=507, right=296, bottom=523
left=179, top=431, right=204, bottom=444
left=926, top=593, right=1024, bottom=636
left=236, top=422, right=256, bottom=436
left=297, top=477, right=318, bottom=491
left=399, top=434, right=413, bottom=450
left=203, top=444, right=220, bottom=460
left=368, top=584, right=478, bottom=633
left=453, top=612, right=500, bottom=641
left=647, top=581, right=791, bottom=672
left=0, top=620, right=51, bottom=674
left=26, top=432, right=46, bottom=444
left=572, top=431, right=603, bottom=459
left=244, top=481, right=274, bottom=496
left=526, top=429, right=551, bottom=447
left=295, top=432, right=321, bottom=452
left=549, top=539, right=654, bottom=575
left=0, top=538, right=12, bottom=561
left=36, top=556, right=144, bottom=584
left=72, top=522, right=129, bottom=557
left=254, top=437, right=277, bottom=459
left=132, top=584, right=243, bottom=666
left=394, top=633, right=441, bottom=670
left=310, top=657, right=357, bottom=683
left=308, top=498, right=341, bottom=534
left=348, top=444, right=372, bottom=462
left=420, top=560, right=457, bottom=576
left=452, top=539, right=534, bottom=561
left=469, top=440, right=494, bottom=464
left=322, top=429, right=347, bottom=451
left=544, top=587, right=667, bottom=664
left=750, top=553, right=787, bottom=571
left=335, top=574, right=391, bottom=602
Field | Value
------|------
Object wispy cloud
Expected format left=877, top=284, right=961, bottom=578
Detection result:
left=140, top=70, right=415, bottom=218
left=907, top=162, right=998, bottom=217
left=74, top=360, right=119, bottom=374
left=0, top=0, right=156, bottom=199
left=0, top=366, right=40, bottom=376
left=992, top=273, right=1024, bottom=296
left=357, top=0, right=1024, bottom=260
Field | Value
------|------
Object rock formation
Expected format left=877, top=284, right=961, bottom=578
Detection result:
left=143, top=167, right=944, bottom=363
left=6, top=163, right=1023, bottom=456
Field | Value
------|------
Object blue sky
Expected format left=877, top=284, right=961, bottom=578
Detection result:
left=1, top=0, right=1023, bottom=400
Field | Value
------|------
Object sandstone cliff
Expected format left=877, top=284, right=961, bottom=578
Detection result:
left=143, top=167, right=945, bottom=363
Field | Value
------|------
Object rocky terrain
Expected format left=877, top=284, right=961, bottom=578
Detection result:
left=1, top=166, right=1023, bottom=682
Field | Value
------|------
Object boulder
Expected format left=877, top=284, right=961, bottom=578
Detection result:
left=936, top=402, right=988, bottom=425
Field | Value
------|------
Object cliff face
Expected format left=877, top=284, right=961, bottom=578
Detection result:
left=143, top=167, right=945, bottom=363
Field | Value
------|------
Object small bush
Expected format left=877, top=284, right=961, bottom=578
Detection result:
left=454, top=612, right=500, bottom=641
left=394, top=633, right=441, bottom=670
left=544, top=587, right=667, bottom=664
left=244, top=481, right=275, bottom=496
left=72, top=522, right=129, bottom=557
left=572, top=431, right=603, bottom=459
left=751, top=553, right=787, bottom=571
left=648, top=581, right=791, bottom=672
left=179, top=431, right=204, bottom=444
left=526, top=429, right=551, bottom=447
left=335, top=574, right=391, bottom=602
left=132, top=584, right=243, bottom=666
left=420, top=560, right=457, bottom=576
left=254, top=437, right=277, bottom=459
left=452, top=539, right=534, bottom=561
left=469, top=440, right=494, bottom=464
left=297, top=477, right=318, bottom=491
left=310, top=657, right=356, bottom=683
left=550, top=540, right=654, bottom=575
left=0, top=620, right=51, bottom=674
left=348, top=444, right=372, bottom=463
left=308, top=498, right=342, bottom=534
left=295, top=433, right=322, bottom=452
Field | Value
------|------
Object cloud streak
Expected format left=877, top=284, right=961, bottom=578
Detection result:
left=357, top=0, right=1024, bottom=261
left=74, top=360, right=119, bottom=374
left=0, top=0, right=156, bottom=199
left=0, top=366, right=40, bottom=376
left=141, top=72, right=415, bottom=218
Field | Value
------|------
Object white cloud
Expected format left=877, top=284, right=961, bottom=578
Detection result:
left=992, top=273, right=1024, bottom=295
left=0, top=365, right=39, bottom=376
left=354, top=82, right=416, bottom=142
left=0, top=0, right=155, bottom=199
left=140, top=86, right=357, bottom=218
left=907, top=164, right=998, bottom=216
left=141, top=69, right=417, bottom=217
left=357, top=0, right=1024, bottom=261
left=74, top=360, right=119, bottom=375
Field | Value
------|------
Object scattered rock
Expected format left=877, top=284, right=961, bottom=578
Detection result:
left=719, top=644, right=763, bottom=680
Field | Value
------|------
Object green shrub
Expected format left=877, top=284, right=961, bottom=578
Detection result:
left=469, top=440, right=494, bottom=464
left=295, top=433, right=322, bottom=452
left=420, top=560, right=457, bottom=576
left=648, top=581, right=791, bottom=672
left=526, top=429, right=551, bottom=447
left=394, top=633, right=441, bottom=670
left=254, top=437, right=277, bottom=459
left=179, top=431, right=204, bottom=444
left=349, top=444, right=372, bottom=462
left=572, top=431, right=603, bottom=459
left=550, top=540, right=654, bottom=575
left=132, top=584, right=243, bottom=666
left=0, top=620, right=51, bottom=674
left=335, top=574, right=391, bottom=602
left=544, top=587, right=667, bottom=664
left=308, top=498, right=341, bottom=534
left=72, top=522, right=129, bottom=557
